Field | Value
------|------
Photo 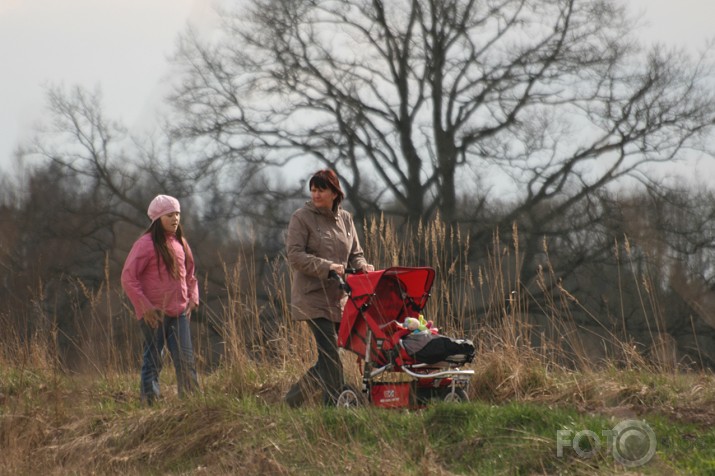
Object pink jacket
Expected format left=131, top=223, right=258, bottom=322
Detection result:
left=121, top=233, right=199, bottom=319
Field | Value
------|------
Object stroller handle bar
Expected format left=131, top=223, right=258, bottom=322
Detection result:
left=328, top=268, right=359, bottom=294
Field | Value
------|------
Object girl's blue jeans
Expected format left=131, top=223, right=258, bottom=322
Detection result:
left=139, top=312, right=198, bottom=404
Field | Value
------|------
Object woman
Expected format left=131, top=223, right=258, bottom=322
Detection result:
left=284, top=169, right=374, bottom=407
left=121, top=194, right=200, bottom=404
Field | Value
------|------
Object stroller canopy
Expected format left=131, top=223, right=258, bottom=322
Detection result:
left=338, top=267, right=435, bottom=347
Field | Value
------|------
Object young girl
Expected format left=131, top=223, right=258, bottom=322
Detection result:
left=121, top=194, right=199, bottom=404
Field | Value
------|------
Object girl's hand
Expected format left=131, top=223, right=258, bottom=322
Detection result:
left=143, top=309, right=163, bottom=329
left=187, top=302, right=198, bottom=319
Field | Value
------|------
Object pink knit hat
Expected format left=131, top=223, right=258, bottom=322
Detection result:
left=147, top=195, right=181, bottom=222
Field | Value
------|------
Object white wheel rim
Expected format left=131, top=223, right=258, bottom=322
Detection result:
left=337, top=390, right=359, bottom=407
left=443, top=388, right=468, bottom=402
left=443, top=392, right=461, bottom=402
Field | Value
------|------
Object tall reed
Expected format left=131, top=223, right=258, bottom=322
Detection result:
left=0, top=215, right=698, bottom=390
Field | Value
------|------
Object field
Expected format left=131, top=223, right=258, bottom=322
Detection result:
left=4, top=346, right=715, bottom=475
left=3, top=221, right=715, bottom=474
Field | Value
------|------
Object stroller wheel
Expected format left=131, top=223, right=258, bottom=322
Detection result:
left=335, top=385, right=363, bottom=408
left=416, top=385, right=469, bottom=404
left=441, top=387, right=469, bottom=403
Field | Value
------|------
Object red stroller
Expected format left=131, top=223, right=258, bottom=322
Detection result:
left=335, top=267, right=474, bottom=408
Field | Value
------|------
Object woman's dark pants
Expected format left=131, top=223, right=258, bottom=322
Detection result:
left=284, top=318, right=344, bottom=407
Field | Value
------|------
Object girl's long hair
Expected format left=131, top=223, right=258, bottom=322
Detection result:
left=146, top=221, right=193, bottom=279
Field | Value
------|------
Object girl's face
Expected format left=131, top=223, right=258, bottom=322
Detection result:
left=160, top=211, right=180, bottom=234
left=310, top=185, right=337, bottom=209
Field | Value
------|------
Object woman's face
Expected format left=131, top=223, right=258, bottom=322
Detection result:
left=160, top=211, right=180, bottom=234
left=310, top=185, right=337, bottom=209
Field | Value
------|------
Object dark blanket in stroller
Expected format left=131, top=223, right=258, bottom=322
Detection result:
left=402, top=332, right=475, bottom=364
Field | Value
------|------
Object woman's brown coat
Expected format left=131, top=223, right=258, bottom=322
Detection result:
left=285, top=201, right=368, bottom=322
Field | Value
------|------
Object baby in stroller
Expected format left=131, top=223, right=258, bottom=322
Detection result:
left=400, top=315, right=475, bottom=365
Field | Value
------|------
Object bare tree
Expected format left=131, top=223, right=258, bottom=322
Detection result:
left=170, top=0, right=715, bottom=228
left=10, top=0, right=715, bottom=366
left=30, top=85, right=213, bottom=225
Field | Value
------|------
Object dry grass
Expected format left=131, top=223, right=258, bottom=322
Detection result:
left=2, top=216, right=715, bottom=474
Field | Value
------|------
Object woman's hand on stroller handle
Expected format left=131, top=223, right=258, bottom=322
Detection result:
left=328, top=264, right=366, bottom=277
left=329, top=264, right=374, bottom=294
left=328, top=268, right=353, bottom=293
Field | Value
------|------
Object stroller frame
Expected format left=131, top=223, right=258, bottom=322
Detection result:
left=335, top=267, right=474, bottom=407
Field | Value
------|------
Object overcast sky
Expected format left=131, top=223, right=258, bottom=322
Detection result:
left=1, top=0, right=714, bottom=178
left=0, top=0, right=217, bottom=175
